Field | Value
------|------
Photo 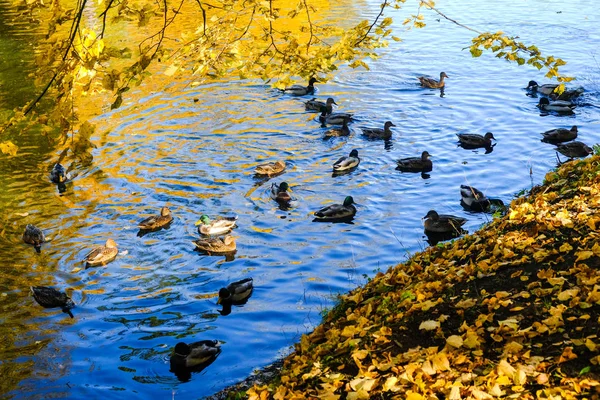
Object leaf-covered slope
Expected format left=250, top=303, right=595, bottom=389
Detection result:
left=247, top=156, right=600, bottom=399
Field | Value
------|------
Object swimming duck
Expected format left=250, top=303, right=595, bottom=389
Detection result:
left=270, top=182, right=292, bottom=206
left=192, top=235, right=236, bottom=254
left=23, top=224, right=45, bottom=253
left=31, top=286, right=75, bottom=318
left=217, top=277, right=254, bottom=305
left=314, top=196, right=356, bottom=222
left=457, top=132, right=495, bottom=149
left=195, top=214, right=237, bottom=236
left=170, top=340, right=221, bottom=370
left=361, top=121, right=395, bottom=139
left=550, top=87, right=584, bottom=102
left=419, top=72, right=449, bottom=89
left=556, top=141, right=593, bottom=159
left=460, top=185, right=490, bottom=212
left=84, top=239, right=118, bottom=267
left=50, top=163, right=71, bottom=184
left=423, top=210, right=467, bottom=234
left=526, top=80, right=558, bottom=96
left=324, top=117, right=351, bottom=137
left=540, top=126, right=577, bottom=144
left=319, top=107, right=354, bottom=125
left=396, top=151, right=432, bottom=173
left=255, top=160, right=286, bottom=177
left=138, top=206, right=173, bottom=231
left=333, top=149, right=360, bottom=172
left=305, top=97, right=335, bottom=112
left=283, top=77, right=317, bottom=96
left=538, top=97, right=576, bottom=113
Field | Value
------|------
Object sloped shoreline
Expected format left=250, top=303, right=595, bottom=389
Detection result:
left=214, top=155, right=600, bottom=399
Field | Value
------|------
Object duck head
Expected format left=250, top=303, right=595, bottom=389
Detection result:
left=217, top=288, right=231, bottom=305
left=384, top=121, right=396, bottom=130
left=326, top=97, right=337, bottom=106
left=349, top=149, right=359, bottom=157
left=484, top=132, right=495, bottom=140
left=278, top=182, right=289, bottom=192
left=527, top=80, right=539, bottom=90
left=195, top=214, right=211, bottom=226
left=308, top=77, right=318, bottom=86
left=343, top=196, right=355, bottom=207
left=160, top=207, right=171, bottom=217
left=424, top=210, right=439, bottom=220
left=440, top=72, right=449, bottom=79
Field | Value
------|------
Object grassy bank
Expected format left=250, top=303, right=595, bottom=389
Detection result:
left=225, top=155, right=600, bottom=399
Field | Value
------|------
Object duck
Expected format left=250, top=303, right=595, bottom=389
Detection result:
left=540, top=126, right=578, bottom=144
left=460, top=185, right=491, bottom=212
left=419, top=72, right=449, bottom=89
left=396, top=151, right=432, bottom=173
left=217, top=277, right=254, bottom=306
left=23, top=224, right=45, bottom=253
left=195, top=215, right=237, bottom=236
left=556, top=141, right=593, bottom=160
left=319, top=107, right=354, bottom=125
left=84, top=238, right=118, bottom=267
left=333, top=149, right=360, bottom=172
left=255, top=160, right=286, bottom=177
left=423, top=210, right=467, bottom=234
left=283, top=77, right=317, bottom=96
left=314, top=196, right=356, bottom=222
left=324, top=117, right=351, bottom=137
left=31, top=286, right=75, bottom=318
left=305, top=97, right=335, bottom=112
left=550, top=87, right=584, bottom=101
left=526, top=80, right=558, bottom=96
left=192, top=235, right=236, bottom=254
left=170, top=340, right=221, bottom=370
left=49, top=163, right=71, bottom=184
left=138, top=206, right=173, bottom=231
left=361, top=121, right=395, bottom=140
left=457, top=132, right=495, bottom=149
left=270, top=182, right=292, bottom=206
left=538, top=97, right=576, bottom=113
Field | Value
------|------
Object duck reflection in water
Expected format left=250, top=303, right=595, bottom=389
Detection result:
left=217, top=278, right=254, bottom=316
left=424, top=230, right=464, bottom=246
left=170, top=340, right=221, bottom=382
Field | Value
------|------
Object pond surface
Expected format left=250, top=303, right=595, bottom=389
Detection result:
left=2, top=0, right=600, bottom=398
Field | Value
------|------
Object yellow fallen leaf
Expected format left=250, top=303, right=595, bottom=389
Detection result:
left=382, top=376, right=399, bottom=392
left=421, top=360, right=436, bottom=375
left=557, top=288, right=579, bottom=301
left=419, top=320, right=440, bottom=331
left=559, top=242, right=573, bottom=253
left=446, top=335, right=463, bottom=348
left=586, top=339, right=597, bottom=352
left=497, top=359, right=516, bottom=378
left=406, top=393, right=425, bottom=400
left=575, top=251, right=594, bottom=262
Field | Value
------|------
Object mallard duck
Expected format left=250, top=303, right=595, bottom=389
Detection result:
left=255, top=160, right=286, bottom=177
left=319, top=108, right=354, bottom=125
left=270, top=182, right=292, bottom=206
left=457, top=132, right=495, bottom=149
left=556, top=141, right=593, bottom=159
left=50, top=163, right=71, bottom=184
left=314, top=196, right=356, bottom=222
left=550, top=87, right=584, bottom=101
left=195, top=214, right=237, bottom=236
left=305, top=97, right=335, bottom=112
left=192, top=235, right=236, bottom=254
left=538, top=97, right=576, bottom=113
left=540, top=126, right=577, bottom=144
left=361, top=121, right=395, bottom=140
left=170, top=340, right=221, bottom=370
left=423, top=210, right=467, bottom=234
left=84, top=239, right=118, bottom=267
left=23, top=224, right=45, bottom=253
left=396, top=151, right=432, bottom=173
left=138, top=206, right=173, bottom=231
left=324, top=117, right=351, bottom=137
left=419, top=72, right=449, bottom=89
left=31, top=286, right=75, bottom=318
left=333, top=149, right=360, bottom=172
left=283, top=77, right=317, bottom=96
left=526, top=80, right=558, bottom=96
left=460, top=185, right=491, bottom=212
left=217, top=278, right=254, bottom=305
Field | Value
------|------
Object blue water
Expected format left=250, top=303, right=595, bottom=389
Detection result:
left=2, top=0, right=600, bottom=398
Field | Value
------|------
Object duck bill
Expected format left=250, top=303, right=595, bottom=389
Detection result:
left=194, top=220, right=203, bottom=226
left=216, top=298, right=222, bottom=305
